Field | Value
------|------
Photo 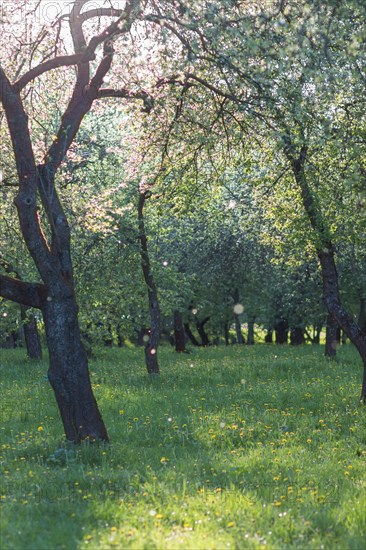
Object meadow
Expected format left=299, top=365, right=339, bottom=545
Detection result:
left=0, top=344, right=365, bottom=549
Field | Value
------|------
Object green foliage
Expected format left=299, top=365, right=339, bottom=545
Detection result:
left=1, top=346, right=365, bottom=548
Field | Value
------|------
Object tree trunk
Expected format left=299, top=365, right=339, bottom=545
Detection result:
left=234, top=315, right=245, bottom=344
left=143, top=298, right=160, bottom=374
left=21, top=306, right=42, bottom=359
left=184, top=323, right=201, bottom=346
left=138, top=191, right=160, bottom=374
left=117, top=332, right=125, bottom=348
left=288, top=142, right=366, bottom=401
left=224, top=322, right=230, bottom=346
left=313, top=323, right=322, bottom=345
left=233, top=288, right=244, bottom=344
left=196, top=316, right=210, bottom=347
left=290, top=327, right=305, bottom=346
left=359, top=297, right=366, bottom=334
left=319, top=249, right=366, bottom=399
left=247, top=317, right=255, bottom=345
left=43, top=296, right=109, bottom=442
left=265, top=329, right=273, bottom=344
left=3, top=332, right=17, bottom=349
left=275, top=319, right=288, bottom=344
left=173, top=310, right=186, bottom=353
left=325, top=313, right=338, bottom=358
left=0, top=10, right=142, bottom=443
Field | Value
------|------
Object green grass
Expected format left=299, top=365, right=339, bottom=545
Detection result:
left=0, top=344, right=365, bottom=549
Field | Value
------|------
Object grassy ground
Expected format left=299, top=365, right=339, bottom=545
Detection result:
left=0, top=344, right=365, bottom=549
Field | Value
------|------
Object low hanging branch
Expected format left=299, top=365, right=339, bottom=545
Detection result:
left=0, top=275, right=45, bottom=309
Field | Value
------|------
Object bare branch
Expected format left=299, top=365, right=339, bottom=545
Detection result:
left=14, top=53, right=94, bottom=91
left=78, top=8, right=123, bottom=23
left=98, top=88, right=154, bottom=113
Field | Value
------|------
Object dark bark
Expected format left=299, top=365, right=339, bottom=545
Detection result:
left=224, top=323, right=230, bottom=346
left=0, top=257, right=41, bottom=358
left=0, top=2, right=146, bottom=441
left=196, top=316, right=210, bottom=347
left=0, top=71, right=109, bottom=441
left=290, top=327, right=305, bottom=346
left=173, top=310, right=186, bottom=353
left=247, top=317, right=255, bottom=345
left=325, top=313, right=338, bottom=358
left=0, top=275, right=45, bottom=309
left=43, top=295, right=108, bottom=442
left=138, top=192, right=160, bottom=374
left=288, top=142, right=366, bottom=401
left=21, top=306, right=42, bottom=359
left=275, top=319, right=289, bottom=344
left=265, top=330, right=273, bottom=344
left=136, top=328, right=149, bottom=346
left=359, top=298, right=366, bottom=334
left=117, top=332, right=125, bottom=348
left=233, top=289, right=244, bottom=344
left=184, top=323, right=201, bottom=346
left=305, top=325, right=322, bottom=344
left=234, top=315, right=245, bottom=344
left=2, top=331, right=20, bottom=349
left=312, top=323, right=322, bottom=345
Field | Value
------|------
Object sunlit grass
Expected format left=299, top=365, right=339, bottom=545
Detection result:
left=0, top=345, right=365, bottom=549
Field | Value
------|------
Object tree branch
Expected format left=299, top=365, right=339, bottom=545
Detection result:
left=43, top=1, right=142, bottom=178
left=78, top=8, right=123, bottom=24
left=0, top=67, right=52, bottom=273
left=14, top=53, right=94, bottom=91
left=98, top=88, right=154, bottom=113
left=0, top=275, right=45, bottom=309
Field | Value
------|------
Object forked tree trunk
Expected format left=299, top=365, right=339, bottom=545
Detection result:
left=184, top=323, right=201, bottom=346
left=0, top=3, right=144, bottom=442
left=196, top=317, right=210, bottom=347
